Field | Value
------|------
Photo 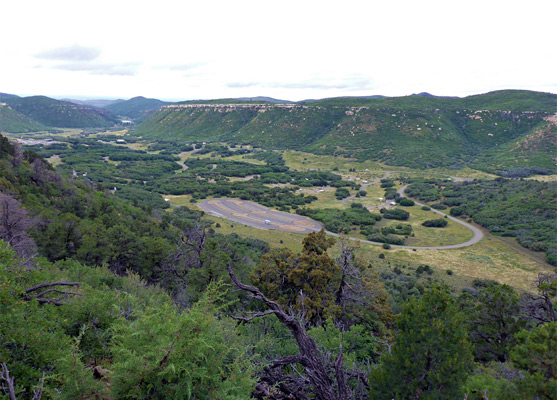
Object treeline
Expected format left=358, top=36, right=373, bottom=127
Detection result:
left=405, top=178, right=557, bottom=265
left=31, top=137, right=358, bottom=211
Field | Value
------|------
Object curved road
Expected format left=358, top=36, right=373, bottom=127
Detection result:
left=199, top=191, right=484, bottom=250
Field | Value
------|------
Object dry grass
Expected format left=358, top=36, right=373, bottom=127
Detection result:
left=45, top=154, right=62, bottom=167
left=203, top=214, right=305, bottom=253
left=526, top=174, right=557, bottom=182
left=353, top=231, right=551, bottom=292
left=163, top=194, right=194, bottom=207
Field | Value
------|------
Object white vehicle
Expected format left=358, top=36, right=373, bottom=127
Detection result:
left=264, top=220, right=271, bottom=225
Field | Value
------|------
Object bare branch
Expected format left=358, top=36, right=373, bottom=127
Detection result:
left=26, top=289, right=81, bottom=299
left=269, top=355, right=307, bottom=368
left=32, top=372, right=45, bottom=400
left=226, top=264, right=346, bottom=400
left=25, top=281, right=81, bottom=293
left=0, top=363, right=16, bottom=400
left=231, top=310, right=277, bottom=322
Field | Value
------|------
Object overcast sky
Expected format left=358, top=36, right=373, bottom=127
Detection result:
left=2, top=0, right=556, bottom=101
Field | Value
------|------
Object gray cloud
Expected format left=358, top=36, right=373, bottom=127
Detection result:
left=52, top=62, right=141, bottom=76
left=34, top=45, right=101, bottom=62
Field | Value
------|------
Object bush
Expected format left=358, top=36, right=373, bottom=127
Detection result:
left=422, top=219, right=448, bottom=228
left=335, top=188, right=350, bottom=200
left=397, top=198, right=415, bottom=207
left=382, top=243, right=391, bottom=250
left=382, top=208, right=410, bottom=221
left=421, top=206, right=431, bottom=211
left=431, top=203, right=448, bottom=210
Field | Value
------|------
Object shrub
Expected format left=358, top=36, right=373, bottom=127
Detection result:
left=382, top=243, right=391, bottom=250
left=382, top=208, right=410, bottom=221
left=422, top=219, right=448, bottom=228
left=397, top=198, right=415, bottom=207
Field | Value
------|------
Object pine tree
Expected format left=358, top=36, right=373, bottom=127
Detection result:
left=370, top=286, right=473, bottom=400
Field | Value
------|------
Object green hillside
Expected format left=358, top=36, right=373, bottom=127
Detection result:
left=134, top=90, right=557, bottom=173
left=104, top=96, right=170, bottom=121
left=0, top=92, right=20, bottom=100
left=0, top=104, right=46, bottom=132
left=5, top=95, right=118, bottom=128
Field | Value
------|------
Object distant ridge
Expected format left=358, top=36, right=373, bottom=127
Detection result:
left=0, top=92, right=20, bottom=100
left=62, top=98, right=125, bottom=108
left=235, top=96, right=293, bottom=104
left=4, top=95, right=118, bottom=128
left=135, top=89, right=557, bottom=174
left=104, top=96, right=170, bottom=121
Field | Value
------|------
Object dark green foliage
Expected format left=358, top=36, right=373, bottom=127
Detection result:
left=422, top=218, right=448, bottom=227
left=405, top=181, right=442, bottom=202
left=410, top=178, right=557, bottom=264
left=380, top=207, right=410, bottom=220
left=369, top=286, right=473, bottom=399
left=111, top=282, right=255, bottom=399
left=297, top=206, right=381, bottom=234
left=0, top=242, right=254, bottom=399
left=460, top=284, right=525, bottom=363
left=335, top=187, right=350, bottom=200
left=416, top=265, right=434, bottom=275
left=396, top=197, right=415, bottom=206
left=510, top=322, right=557, bottom=399
left=381, top=223, right=412, bottom=236
left=146, top=141, right=194, bottom=153
left=380, top=179, right=395, bottom=188
left=0, top=134, right=14, bottom=158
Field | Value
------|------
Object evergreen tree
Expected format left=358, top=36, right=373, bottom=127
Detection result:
left=369, top=286, right=473, bottom=399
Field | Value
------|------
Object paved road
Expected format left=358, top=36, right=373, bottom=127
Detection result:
left=199, top=193, right=484, bottom=250
left=198, top=198, right=324, bottom=234
left=391, top=185, right=484, bottom=249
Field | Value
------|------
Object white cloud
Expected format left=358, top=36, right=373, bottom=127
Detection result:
left=34, top=45, right=101, bottom=62
left=1, top=0, right=555, bottom=100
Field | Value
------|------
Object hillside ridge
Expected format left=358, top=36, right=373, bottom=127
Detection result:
left=134, top=90, right=557, bottom=173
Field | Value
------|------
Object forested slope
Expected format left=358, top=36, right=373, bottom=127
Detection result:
left=3, top=95, right=118, bottom=128
left=135, top=90, right=557, bottom=173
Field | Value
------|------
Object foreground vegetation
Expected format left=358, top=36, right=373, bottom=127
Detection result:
left=1, top=130, right=556, bottom=399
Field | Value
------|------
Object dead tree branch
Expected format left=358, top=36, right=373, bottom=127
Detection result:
left=0, top=363, right=17, bottom=400
left=22, top=282, right=81, bottom=306
left=227, top=264, right=349, bottom=400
